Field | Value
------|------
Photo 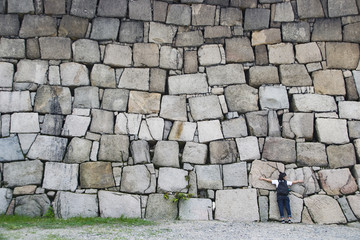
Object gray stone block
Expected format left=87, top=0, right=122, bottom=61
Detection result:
left=4, top=160, right=43, bottom=188
left=60, top=62, right=89, bottom=86
left=198, top=120, right=224, bottom=143
left=153, top=1, right=168, bottom=22
left=58, top=15, right=89, bottom=39
left=15, top=194, right=50, bottom=217
left=312, top=18, right=342, bottom=42
left=279, top=64, right=312, bottom=87
left=340, top=101, right=360, bottom=120
left=251, top=28, right=281, bottom=46
left=204, top=26, right=231, bottom=39
left=0, top=14, right=20, bottom=36
left=90, top=109, right=113, bottom=134
left=8, top=0, right=34, bottom=14
left=121, top=165, right=156, bottom=194
left=225, top=84, right=258, bottom=113
left=139, top=117, right=165, bottom=141
left=184, top=50, right=198, bottom=74
left=273, top=2, right=294, bottom=22
left=236, top=136, right=260, bottom=161
left=25, top=38, right=40, bottom=61
left=64, top=137, right=92, bottom=163
left=80, top=162, right=115, bottom=188
left=282, top=113, right=314, bottom=140
left=70, top=0, right=97, bottom=18
left=348, top=121, right=360, bottom=139
left=129, top=0, right=152, bottom=21
left=338, top=196, right=358, bottom=222
left=119, top=21, right=144, bottom=43
left=41, top=114, right=64, bottom=136
left=153, top=141, right=179, bottom=168
left=328, top=0, right=358, bottom=17
left=282, top=22, right=310, bottom=43
left=175, top=30, right=204, bottom=47
left=244, top=8, right=270, bottom=31
left=131, top=140, right=150, bottom=164
left=179, top=198, right=213, bottom=220
left=27, top=135, right=68, bottom=161
left=101, top=89, right=129, bottom=112
left=19, top=15, right=57, bottom=38
left=347, top=195, right=360, bottom=219
left=195, top=164, right=222, bottom=190
left=128, top=91, right=161, bottom=115
left=160, top=95, right=187, bottom=121
left=182, top=142, right=208, bottom=165
left=319, top=168, right=357, bottom=196
left=222, top=116, right=248, bottom=138
left=189, top=95, right=223, bottom=121
left=149, top=22, right=177, bottom=44
left=268, top=43, right=294, bottom=64
left=255, top=45, right=269, bottom=65
left=10, top=113, right=40, bottom=133
left=90, top=17, right=120, bottom=41
left=166, top=4, right=191, bottom=26
left=168, top=73, right=208, bottom=95
left=326, top=42, right=359, bottom=70
left=0, top=91, right=32, bottom=113
left=209, top=140, right=238, bottom=164
left=97, top=0, right=127, bottom=17
left=220, top=7, right=242, bottom=26
left=207, top=64, right=245, bottom=86
left=225, top=37, right=254, bottom=63
left=327, top=143, right=356, bottom=169
left=262, top=137, right=296, bottom=163
left=295, top=42, right=322, bottom=63
left=14, top=60, right=48, bottom=84
left=99, top=191, right=141, bottom=218
left=119, top=68, right=149, bottom=91
left=305, top=195, right=346, bottom=224
left=313, top=70, right=345, bottom=95
left=344, top=22, right=360, bottom=43
left=90, top=64, right=116, bottom=88
left=157, top=167, right=188, bottom=193
left=73, top=86, right=99, bottom=109
left=249, top=66, right=279, bottom=88
left=99, top=134, right=129, bottom=161
left=168, top=121, right=196, bottom=142
left=205, top=0, right=229, bottom=6
left=297, top=0, right=324, bottom=19
left=61, top=115, right=91, bottom=137
left=292, top=94, right=337, bottom=112
left=104, top=44, right=132, bottom=67
left=0, top=188, right=12, bottom=214
left=34, top=85, right=71, bottom=115
left=0, top=62, right=13, bottom=88
left=72, top=39, right=100, bottom=64
left=43, top=162, right=78, bottom=191
left=0, top=38, right=25, bottom=59
left=134, top=43, right=159, bottom=67
left=145, top=194, right=178, bottom=220
left=160, top=46, right=183, bottom=69
left=223, top=162, right=247, bottom=187
left=316, top=118, right=349, bottom=144
left=231, top=0, right=257, bottom=8
left=0, top=136, right=24, bottom=162
left=44, top=0, right=65, bottom=14
left=39, top=37, right=71, bottom=60
left=296, top=142, right=327, bottom=167
left=192, top=4, right=216, bottom=26
left=259, top=196, right=268, bottom=222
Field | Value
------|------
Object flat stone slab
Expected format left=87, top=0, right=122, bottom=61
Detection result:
left=244, top=8, right=270, bottom=31
left=179, top=198, right=213, bottom=220
left=209, top=140, right=238, bottom=164
left=197, top=120, right=224, bottom=143
left=3, top=160, right=43, bottom=188
left=145, top=194, right=178, bottom=220
left=225, top=84, right=259, bottom=113
left=222, top=116, right=248, bottom=138
left=297, top=0, right=324, bottom=19
left=72, top=39, right=100, bottom=64
left=259, top=85, right=289, bottom=109
left=328, top=0, right=359, bottom=17
left=249, top=66, right=279, bottom=87
left=98, top=134, right=129, bottom=161
left=339, top=101, right=360, bottom=120
left=14, top=60, right=48, bottom=84
left=282, top=22, right=310, bottom=43
left=291, top=94, right=337, bottom=112
left=313, top=70, right=345, bottom=95
left=61, top=115, right=91, bottom=137
left=223, top=162, right=247, bottom=187
left=128, top=91, right=161, bottom=115
left=0, top=188, right=12, bottom=214
left=39, top=37, right=71, bottom=60
left=60, top=62, right=90, bottom=86
left=168, top=74, right=208, bottom=95
left=326, top=42, right=359, bottom=70
left=19, top=15, right=56, bottom=38
left=101, top=89, right=129, bottom=112
left=104, top=44, right=132, bottom=67
left=279, top=64, right=312, bottom=87
left=327, top=143, right=356, bottom=169
left=27, top=135, right=68, bottom=161
left=296, top=142, right=327, bottom=167
left=0, top=91, right=32, bottom=113
left=347, top=195, right=360, bottom=219
left=119, top=68, right=150, bottom=91
left=99, top=191, right=141, bottom=218
left=168, top=121, right=196, bottom=142
left=189, top=95, right=223, bottom=121
left=0, top=136, right=24, bottom=162
left=64, top=137, right=92, bottom=163
left=282, top=112, right=314, bottom=140
left=42, top=162, right=78, bottom=191
left=182, top=142, right=208, bottom=165
left=0, top=62, right=14, bottom=88
left=0, top=38, right=25, bottom=59
left=235, top=136, right=260, bottom=161
left=315, top=118, right=350, bottom=144
left=160, top=95, right=187, bottom=121
left=207, top=64, right=245, bottom=86
left=152, top=141, right=180, bottom=168
left=262, top=137, right=296, bottom=163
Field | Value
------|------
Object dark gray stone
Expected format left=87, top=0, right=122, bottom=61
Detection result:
left=0, top=136, right=24, bottom=162
left=0, top=14, right=20, bottom=36
left=26, top=38, right=40, bottom=59
left=58, top=15, right=89, bottom=39
left=327, top=143, right=356, bottom=169
left=97, top=0, right=127, bottom=17
left=297, top=0, right=324, bottom=19
left=119, top=21, right=144, bottom=43
left=4, top=160, right=43, bottom=187
left=153, top=1, right=168, bottom=22
left=244, top=8, right=270, bottom=31
left=90, top=17, right=120, bottom=41
left=73, top=86, right=100, bottom=109
left=344, top=22, right=360, bottom=43
left=145, top=194, right=178, bottom=220
left=328, top=0, right=359, bottom=17
left=231, top=0, right=257, bottom=8
left=72, top=39, right=100, bottom=64
left=41, top=114, right=64, bottom=136
left=282, top=22, right=310, bottom=43
left=255, top=45, right=269, bottom=65
left=70, top=0, right=97, bottom=18
left=39, top=37, right=72, bottom=60
left=312, top=18, right=342, bottom=42
left=44, top=0, right=65, bottom=14
left=220, top=7, right=242, bottom=26
left=166, top=4, right=192, bottom=26
left=348, top=121, right=360, bottom=139
left=34, top=85, right=72, bottom=115
left=8, top=0, right=34, bottom=14
left=101, top=89, right=129, bottom=112
left=205, top=0, right=229, bottom=6
left=131, top=140, right=150, bottom=164
left=345, top=77, right=359, bottom=101
left=129, top=0, right=152, bottom=21
left=0, top=38, right=25, bottom=59
left=262, top=137, right=296, bottom=163
left=192, top=4, right=216, bottom=26
left=15, top=194, right=50, bottom=217
left=209, top=140, right=238, bottom=164
left=175, top=31, right=204, bottom=47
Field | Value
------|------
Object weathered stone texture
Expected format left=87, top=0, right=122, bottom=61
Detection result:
left=326, top=42, right=360, bottom=69
left=19, top=15, right=56, bottom=38
left=0, top=14, right=20, bottom=36
left=42, top=162, right=78, bottom=191
left=318, top=169, right=357, bottom=196
left=80, top=162, right=115, bottom=189
left=179, top=198, right=213, bottom=220
left=262, top=137, right=296, bottom=163
left=39, top=37, right=71, bottom=60
left=3, top=160, right=43, bottom=187
left=297, top=142, right=327, bottom=167
left=121, top=165, right=155, bottom=194
left=99, top=191, right=141, bottom=218
left=15, top=194, right=50, bottom=217
left=225, top=37, right=254, bottom=63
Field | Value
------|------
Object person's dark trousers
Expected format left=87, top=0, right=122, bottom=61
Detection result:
left=277, top=194, right=291, bottom=218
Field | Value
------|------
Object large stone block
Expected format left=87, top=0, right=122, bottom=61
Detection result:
left=297, top=142, right=327, bottom=167
left=282, top=113, right=314, bottom=140
left=297, top=0, right=324, bottom=19
left=225, top=84, right=258, bottom=113
left=101, top=89, right=129, bottom=112
left=269, top=192, right=303, bottom=223
left=44, top=0, right=65, bottom=14
left=198, top=120, right=223, bottom=143
left=249, top=66, right=279, bottom=88
left=15, top=194, right=50, bottom=217
left=90, top=64, right=116, bottom=88
left=316, top=118, right=349, bottom=144
left=347, top=195, right=360, bottom=219
left=189, top=95, right=223, bottom=121
left=312, top=19, right=342, bottom=42
left=138, top=117, right=164, bottom=141
left=220, top=7, right=242, bottom=26
left=0, top=188, right=12, bottom=214
left=73, top=86, right=99, bottom=109
left=279, top=64, right=312, bottom=87
left=130, top=140, right=150, bottom=164
left=168, top=121, right=196, bottom=142
left=128, top=91, right=161, bottom=115
left=119, top=68, right=149, bottom=91
left=133, top=43, right=159, bottom=67
left=204, top=26, right=231, bottom=39
left=327, top=143, right=356, bottom=169
left=222, top=116, right=248, bottom=138
left=223, top=162, right=247, bottom=187
left=121, top=164, right=155, bottom=194
left=39, top=37, right=71, bottom=60
left=8, top=0, right=34, bottom=14
left=153, top=141, right=179, bottom=168
left=282, top=22, right=310, bottom=43
left=27, top=135, right=67, bottom=161
left=235, top=136, right=260, bottom=161
left=64, top=137, right=92, bottom=163
left=97, top=0, right=127, bottom=17
left=192, top=4, right=216, bottom=26
left=160, top=46, right=183, bottom=70
left=3, top=160, right=43, bottom=187
left=90, top=17, right=119, bottom=41
left=158, top=167, right=188, bottom=193
left=166, top=4, right=191, bottom=26
left=179, top=198, right=213, bottom=220
left=207, top=64, right=245, bottom=86
left=60, top=62, right=89, bottom=86
left=14, top=60, right=48, bottom=85
left=61, top=115, right=90, bottom=137
left=160, top=95, right=187, bottom=121
left=215, top=189, right=259, bottom=221
left=328, top=0, right=359, bottom=17
left=80, top=162, right=115, bottom=189
left=0, top=14, right=20, bottom=36
left=259, top=85, right=289, bottom=110
left=145, top=194, right=178, bottom=220
left=338, top=196, right=358, bottom=222
left=58, top=15, right=89, bottom=39
left=344, top=22, right=360, bottom=43
left=41, top=114, right=63, bottom=136
left=262, top=137, right=296, bottom=163
left=34, top=85, right=71, bottom=115
left=273, top=2, right=294, bottom=22
left=119, top=21, right=144, bottom=43
left=198, top=44, right=223, bottom=66
left=245, top=110, right=268, bottom=136
left=70, top=0, right=97, bottom=18
left=304, top=195, right=346, bottom=224
left=291, top=94, right=337, bottom=112
left=225, top=37, right=254, bottom=63
left=175, top=31, right=204, bottom=47
left=319, top=168, right=357, bottom=196
left=182, top=142, right=208, bottom=165
left=149, top=22, right=177, bottom=44
left=72, top=39, right=100, bottom=64
left=0, top=38, right=25, bottom=58
left=0, top=62, right=14, bottom=88
left=42, top=162, right=78, bottom=191
left=251, top=28, right=281, bottom=46
left=98, top=191, right=141, bottom=218
left=195, top=164, right=222, bottom=190
left=10, top=113, right=39, bottom=133
left=326, top=42, right=360, bottom=70
left=209, top=140, right=237, bottom=164
left=129, top=0, right=152, bottom=21
left=244, top=8, right=270, bottom=31
left=295, top=43, right=322, bottom=64
left=268, top=43, right=294, bottom=64
left=0, top=136, right=24, bottom=162
left=54, top=191, right=98, bottom=219
left=339, top=101, right=360, bottom=120
left=168, top=73, right=208, bottom=95
left=90, top=109, right=113, bottom=134
left=19, top=15, right=56, bottom=38
left=98, top=134, right=129, bottom=162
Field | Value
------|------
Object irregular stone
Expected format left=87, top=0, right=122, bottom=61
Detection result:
left=345, top=76, right=359, bottom=101
left=0, top=62, right=14, bottom=88
left=192, top=4, right=216, bottom=26
left=8, top=0, right=34, bottom=13
left=296, top=142, right=327, bottom=167
left=209, top=140, right=237, bottom=164
left=328, top=0, right=359, bottom=17
left=73, top=86, right=99, bottom=109
left=72, top=39, right=100, bottom=64
left=282, top=22, right=310, bottom=43
left=166, top=4, right=191, bottom=26
left=245, top=111, right=268, bottom=136
left=3, top=160, right=43, bottom=187
left=316, top=118, right=349, bottom=144
left=160, top=46, right=183, bottom=70
left=128, top=91, right=161, bottom=114
left=338, top=196, right=358, bottom=222
left=149, top=22, right=177, bottom=44
left=17, top=134, right=37, bottom=154
left=70, top=0, right=97, bottom=18
left=153, top=0, right=168, bottom=22
left=197, top=120, right=223, bottom=143
left=327, top=143, right=356, bottom=169
left=292, top=94, right=337, bottom=112
left=295, top=42, right=322, bottom=63
left=15, top=194, right=50, bottom=217
left=195, top=165, right=222, bottom=190
left=279, top=64, right=312, bottom=86
left=41, top=114, right=63, bottom=135
left=204, top=26, right=231, bottom=39
left=312, top=19, right=342, bottom=42
left=215, top=189, right=259, bottom=221
left=259, top=85, right=289, bottom=110
left=168, top=73, right=208, bottom=95
left=121, top=165, right=156, bottom=194
left=235, top=136, right=260, bottom=161
left=10, top=113, right=39, bottom=133
left=44, top=0, right=65, bottom=14
left=39, top=37, right=71, bottom=60
left=198, top=44, right=223, bottom=66
left=268, top=43, right=294, bottom=64
left=145, top=194, right=178, bottom=220
left=153, top=141, right=179, bottom=168
left=179, top=198, right=213, bottom=220
left=223, top=162, right=247, bottom=187
left=150, top=68, right=166, bottom=93
left=118, top=68, right=149, bottom=91
left=282, top=112, right=314, bottom=140
left=0, top=136, right=24, bottom=162
left=14, top=60, right=48, bottom=85
left=319, top=168, right=357, bottom=196
left=259, top=196, right=269, bottom=222
left=64, top=137, right=91, bottom=163
left=54, top=191, right=98, bottom=219
left=168, top=121, right=196, bottom=142
left=225, top=84, right=258, bottom=113
left=273, top=2, right=294, bottom=22
left=60, top=62, right=89, bottom=86
left=130, top=140, right=150, bottom=164
left=133, top=43, right=159, bottom=67
left=175, top=30, right=204, bottom=47
left=220, top=7, right=242, bottom=26
left=0, top=188, right=12, bottom=214
left=207, top=64, right=245, bottom=86
left=251, top=28, right=281, bottom=46
left=19, top=15, right=56, bottom=38
left=249, top=66, right=279, bottom=87
left=98, top=135, right=129, bottom=162
left=348, top=121, right=360, bottom=139
left=90, top=64, right=115, bottom=88
left=103, top=44, right=132, bottom=67
left=58, top=15, right=89, bottom=39
left=304, top=195, right=346, bottom=224
left=90, top=17, right=119, bottom=41
left=97, top=0, right=127, bottom=17
left=222, top=116, right=248, bottom=138
left=249, top=160, right=285, bottom=190
left=0, top=38, right=25, bottom=58
left=34, top=85, right=71, bottom=114
left=27, top=135, right=68, bottom=161
left=61, top=115, right=90, bottom=137
left=42, top=162, right=78, bottom=191
left=262, top=137, right=296, bottom=163
left=339, top=101, right=360, bottom=120
left=129, top=0, right=152, bottom=21
left=244, top=8, right=270, bottom=31
left=184, top=50, right=198, bottom=74
left=347, top=195, right=360, bottom=219
left=160, top=95, right=187, bottom=121
left=225, top=37, right=254, bottom=63
left=189, top=95, right=223, bottom=121
left=138, top=118, right=164, bottom=141
left=297, top=0, right=324, bottom=19
left=158, top=167, right=188, bottom=193
left=182, top=142, right=208, bottom=165
left=326, top=42, right=360, bottom=69
left=99, top=191, right=141, bottom=218
left=101, top=89, right=129, bottom=112
left=0, top=14, right=20, bottom=36
left=119, top=21, right=144, bottom=43
left=344, top=22, right=360, bottom=43
left=80, top=162, right=115, bottom=188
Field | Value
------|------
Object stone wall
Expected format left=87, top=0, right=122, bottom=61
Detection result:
left=0, top=0, right=360, bottom=224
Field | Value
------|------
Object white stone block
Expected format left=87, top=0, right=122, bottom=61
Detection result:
left=235, top=136, right=260, bottom=161
left=198, top=120, right=223, bottom=143
left=10, top=113, right=40, bottom=133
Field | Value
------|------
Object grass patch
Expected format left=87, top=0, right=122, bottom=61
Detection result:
left=0, top=215, right=153, bottom=230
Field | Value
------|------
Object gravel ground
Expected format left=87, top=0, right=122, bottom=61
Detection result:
left=1, top=221, right=360, bottom=240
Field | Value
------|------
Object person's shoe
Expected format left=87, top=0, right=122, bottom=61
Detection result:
left=281, top=219, right=285, bottom=224
left=287, top=219, right=292, bottom=224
